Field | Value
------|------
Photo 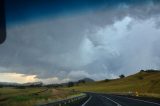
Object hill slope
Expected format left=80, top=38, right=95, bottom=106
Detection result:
left=67, top=71, right=160, bottom=98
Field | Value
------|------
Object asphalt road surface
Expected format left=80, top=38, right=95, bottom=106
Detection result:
left=79, top=93, right=160, bottom=106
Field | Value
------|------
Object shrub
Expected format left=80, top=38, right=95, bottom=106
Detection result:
left=68, top=82, right=74, bottom=87
left=119, top=74, right=125, bottom=79
left=138, top=76, right=144, bottom=80
left=104, top=79, right=110, bottom=82
left=140, top=70, right=144, bottom=72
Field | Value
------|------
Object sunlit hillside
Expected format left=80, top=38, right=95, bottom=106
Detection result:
left=67, top=70, right=160, bottom=98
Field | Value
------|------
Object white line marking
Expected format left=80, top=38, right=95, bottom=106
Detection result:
left=81, top=96, right=92, bottom=106
left=117, top=96, right=160, bottom=106
left=101, top=95, right=122, bottom=106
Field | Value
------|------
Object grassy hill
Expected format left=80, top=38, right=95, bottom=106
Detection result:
left=66, top=71, right=160, bottom=98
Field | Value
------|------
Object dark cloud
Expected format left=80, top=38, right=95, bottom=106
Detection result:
left=5, top=0, right=152, bottom=24
left=0, top=1, right=160, bottom=83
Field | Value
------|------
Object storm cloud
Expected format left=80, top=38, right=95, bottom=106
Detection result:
left=0, top=0, right=160, bottom=83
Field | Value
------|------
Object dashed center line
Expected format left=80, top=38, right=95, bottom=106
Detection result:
left=101, top=95, right=122, bottom=106
left=81, top=96, right=92, bottom=106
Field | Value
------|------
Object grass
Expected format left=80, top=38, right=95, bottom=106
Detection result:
left=65, top=71, right=160, bottom=98
left=0, top=71, right=159, bottom=105
left=0, top=87, right=79, bottom=106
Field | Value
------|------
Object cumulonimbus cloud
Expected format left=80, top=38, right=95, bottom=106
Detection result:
left=0, top=1, right=160, bottom=83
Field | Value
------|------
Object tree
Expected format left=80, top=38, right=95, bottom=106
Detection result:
left=104, top=79, right=110, bottom=82
left=119, top=74, right=125, bottom=79
left=68, top=82, right=74, bottom=87
left=140, top=70, right=144, bottom=72
left=78, top=80, right=85, bottom=84
left=138, top=76, right=144, bottom=80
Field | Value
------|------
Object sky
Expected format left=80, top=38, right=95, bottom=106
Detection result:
left=0, top=0, right=160, bottom=84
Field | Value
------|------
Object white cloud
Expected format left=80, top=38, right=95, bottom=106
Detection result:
left=39, top=77, right=70, bottom=84
left=0, top=73, right=38, bottom=83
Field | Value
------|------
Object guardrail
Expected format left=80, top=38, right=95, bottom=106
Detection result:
left=38, top=93, right=87, bottom=106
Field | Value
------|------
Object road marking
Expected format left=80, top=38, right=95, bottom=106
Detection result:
left=81, top=96, right=92, bottom=106
left=101, top=95, right=122, bottom=106
left=117, top=96, right=160, bottom=106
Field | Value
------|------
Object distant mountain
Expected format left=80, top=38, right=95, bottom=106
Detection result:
left=79, top=78, right=95, bottom=82
left=0, top=81, right=43, bottom=87
left=0, top=82, right=20, bottom=87
left=22, top=81, right=43, bottom=86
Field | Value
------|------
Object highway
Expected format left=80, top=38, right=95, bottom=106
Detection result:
left=78, top=93, right=160, bottom=106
